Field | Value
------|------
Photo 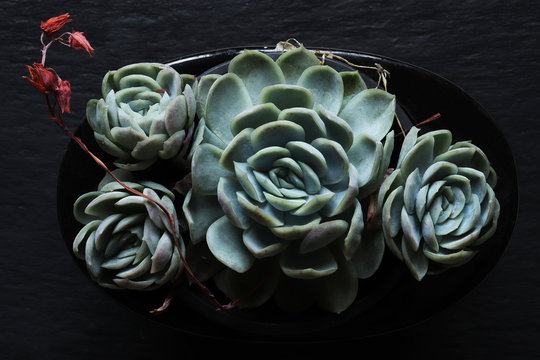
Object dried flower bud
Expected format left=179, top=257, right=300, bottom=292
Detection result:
left=68, top=31, right=94, bottom=56
left=23, top=63, right=58, bottom=94
left=41, top=13, right=72, bottom=37
left=55, top=79, right=71, bottom=113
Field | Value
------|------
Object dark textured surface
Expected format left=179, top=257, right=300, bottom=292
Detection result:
left=3, top=1, right=539, bottom=358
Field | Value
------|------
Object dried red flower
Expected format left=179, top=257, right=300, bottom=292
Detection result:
left=23, top=63, right=58, bottom=94
left=55, top=79, right=71, bottom=113
left=68, top=31, right=94, bottom=56
left=41, top=13, right=72, bottom=37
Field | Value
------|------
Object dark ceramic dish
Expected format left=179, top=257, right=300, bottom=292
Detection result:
left=57, top=47, right=518, bottom=343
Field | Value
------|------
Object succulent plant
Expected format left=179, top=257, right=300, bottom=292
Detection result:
left=378, top=127, right=500, bottom=280
left=86, top=63, right=197, bottom=171
left=72, top=170, right=184, bottom=290
left=182, top=47, right=397, bottom=313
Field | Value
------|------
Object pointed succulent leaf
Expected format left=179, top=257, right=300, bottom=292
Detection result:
left=316, top=106, right=354, bottom=152
left=205, top=73, right=252, bottom=143
left=270, top=213, right=321, bottom=240
left=400, top=135, right=434, bottom=180
left=206, top=216, right=255, bottom=273
left=297, top=65, right=344, bottom=114
left=382, top=186, right=404, bottom=240
left=403, top=168, right=422, bottom=214
left=347, top=134, right=383, bottom=188
left=340, top=71, right=367, bottom=110
left=74, top=191, right=103, bottom=224
left=230, top=103, right=281, bottom=136
left=131, top=134, right=167, bottom=160
left=313, top=253, right=358, bottom=314
left=351, top=229, right=385, bottom=279
left=286, top=141, right=328, bottom=177
left=278, top=107, right=327, bottom=142
left=321, top=165, right=359, bottom=217
left=195, top=74, right=220, bottom=119
left=219, top=128, right=255, bottom=171
left=338, top=88, right=396, bottom=141
left=300, top=219, right=349, bottom=254
left=280, top=245, right=337, bottom=279
left=251, top=120, right=305, bottom=151
left=263, top=192, right=305, bottom=211
left=276, top=46, right=321, bottom=84
left=342, top=199, right=364, bottom=260
left=234, top=161, right=265, bottom=202
left=243, top=224, right=289, bottom=258
left=237, top=191, right=284, bottom=227
left=229, top=50, right=286, bottom=104
left=191, top=143, right=232, bottom=195
left=110, top=126, right=147, bottom=150
left=159, top=130, right=186, bottom=159
left=258, top=84, right=315, bottom=110
left=216, top=176, right=253, bottom=230
left=397, top=126, right=420, bottom=167
left=247, top=146, right=291, bottom=171
left=402, top=236, right=429, bottom=281
left=312, top=138, right=349, bottom=185
left=423, top=247, right=477, bottom=266
left=182, top=189, right=224, bottom=244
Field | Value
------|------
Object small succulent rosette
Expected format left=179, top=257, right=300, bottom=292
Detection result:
left=378, top=127, right=500, bottom=280
left=72, top=170, right=184, bottom=290
left=86, top=63, right=197, bottom=171
left=183, top=47, right=397, bottom=313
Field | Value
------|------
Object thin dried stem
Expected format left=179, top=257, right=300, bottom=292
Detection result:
left=394, top=112, right=442, bottom=137
left=45, top=93, right=236, bottom=312
left=394, top=112, right=406, bottom=138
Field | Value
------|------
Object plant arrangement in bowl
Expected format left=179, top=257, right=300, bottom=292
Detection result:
left=26, top=15, right=513, bottom=339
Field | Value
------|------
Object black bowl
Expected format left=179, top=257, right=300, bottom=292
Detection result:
left=57, top=46, right=518, bottom=343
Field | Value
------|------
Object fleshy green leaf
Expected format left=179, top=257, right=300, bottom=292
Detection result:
left=280, top=245, right=337, bottom=279
left=317, top=106, right=354, bottom=152
left=206, top=216, right=255, bottom=273
left=347, top=134, right=382, bottom=188
left=205, top=73, right=252, bottom=143
left=300, top=220, right=348, bottom=254
left=230, top=103, right=281, bottom=136
left=243, top=224, right=288, bottom=258
left=229, top=50, right=286, bottom=104
left=258, top=84, right=314, bottom=110
left=218, top=128, right=255, bottom=171
left=251, top=120, right=305, bottom=151
left=182, top=189, right=224, bottom=244
left=350, top=229, right=385, bottom=279
left=340, top=71, right=367, bottom=110
left=338, top=88, right=396, bottom=141
left=276, top=46, right=321, bottom=84
left=278, top=107, right=327, bottom=142
left=191, top=143, right=232, bottom=195
left=297, top=65, right=344, bottom=114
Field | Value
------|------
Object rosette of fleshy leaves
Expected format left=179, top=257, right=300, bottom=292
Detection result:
left=72, top=170, right=185, bottom=290
left=378, top=127, right=500, bottom=280
left=182, top=47, right=397, bottom=313
left=86, top=63, right=197, bottom=171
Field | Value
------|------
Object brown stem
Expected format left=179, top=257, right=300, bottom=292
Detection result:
left=46, top=95, right=239, bottom=312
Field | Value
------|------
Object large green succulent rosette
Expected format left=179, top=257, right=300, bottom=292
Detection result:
left=378, top=127, right=500, bottom=280
left=72, top=170, right=185, bottom=290
left=86, top=63, right=196, bottom=171
left=183, top=47, right=397, bottom=313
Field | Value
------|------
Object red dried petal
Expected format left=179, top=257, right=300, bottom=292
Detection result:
left=68, top=31, right=94, bottom=56
left=55, top=79, right=71, bottom=113
left=41, top=13, right=72, bottom=37
left=22, top=63, right=58, bottom=94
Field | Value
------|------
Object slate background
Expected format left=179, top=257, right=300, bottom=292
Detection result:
left=2, top=0, right=539, bottom=358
